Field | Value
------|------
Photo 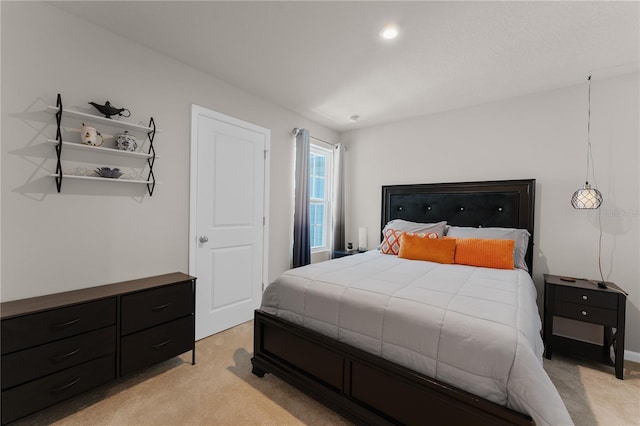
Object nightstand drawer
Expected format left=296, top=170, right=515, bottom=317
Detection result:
left=1, top=326, right=116, bottom=390
left=121, top=281, right=193, bottom=335
left=555, top=286, right=617, bottom=309
left=555, top=301, right=617, bottom=326
left=1, top=298, right=117, bottom=354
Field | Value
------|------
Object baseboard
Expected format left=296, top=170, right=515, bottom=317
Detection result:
left=624, top=350, right=640, bottom=363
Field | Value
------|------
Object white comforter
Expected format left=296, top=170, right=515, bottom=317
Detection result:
left=261, top=251, right=572, bottom=426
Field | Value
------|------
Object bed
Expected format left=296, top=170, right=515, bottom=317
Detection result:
left=251, top=179, right=572, bottom=425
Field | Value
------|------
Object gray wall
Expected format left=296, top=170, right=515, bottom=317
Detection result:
left=341, top=74, right=640, bottom=355
left=0, top=2, right=337, bottom=300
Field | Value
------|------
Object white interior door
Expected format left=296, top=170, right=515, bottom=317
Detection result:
left=190, top=105, right=269, bottom=340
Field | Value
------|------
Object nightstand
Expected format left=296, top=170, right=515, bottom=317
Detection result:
left=543, top=274, right=627, bottom=379
left=333, top=249, right=366, bottom=258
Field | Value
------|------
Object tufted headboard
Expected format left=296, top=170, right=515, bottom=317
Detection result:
left=381, top=179, right=536, bottom=273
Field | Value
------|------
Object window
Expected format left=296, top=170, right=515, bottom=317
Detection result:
left=309, top=143, right=332, bottom=251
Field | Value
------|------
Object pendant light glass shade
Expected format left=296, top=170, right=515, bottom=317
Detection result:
left=571, top=181, right=603, bottom=209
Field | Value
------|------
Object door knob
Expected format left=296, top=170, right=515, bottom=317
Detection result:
left=199, top=235, right=209, bottom=243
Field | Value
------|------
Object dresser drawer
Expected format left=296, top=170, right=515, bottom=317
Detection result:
left=120, top=316, right=193, bottom=376
left=555, top=301, right=617, bottom=327
left=1, top=298, right=116, bottom=354
left=1, top=354, right=115, bottom=424
left=1, top=326, right=116, bottom=390
left=121, top=281, right=193, bottom=335
left=554, top=286, right=617, bottom=309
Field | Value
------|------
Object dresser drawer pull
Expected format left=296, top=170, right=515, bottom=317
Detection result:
left=51, top=348, right=81, bottom=362
left=50, top=377, right=80, bottom=393
left=152, top=339, right=171, bottom=349
left=151, top=303, right=170, bottom=312
left=581, top=310, right=588, bottom=316
left=582, top=295, right=588, bottom=300
left=50, top=318, right=81, bottom=329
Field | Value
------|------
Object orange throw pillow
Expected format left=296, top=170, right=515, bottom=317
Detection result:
left=398, top=233, right=456, bottom=264
left=449, top=238, right=515, bottom=270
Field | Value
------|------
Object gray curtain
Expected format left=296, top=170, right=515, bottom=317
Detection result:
left=292, top=128, right=311, bottom=267
left=331, top=144, right=345, bottom=256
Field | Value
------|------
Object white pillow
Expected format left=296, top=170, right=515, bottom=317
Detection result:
left=445, top=225, right=531, bottom=271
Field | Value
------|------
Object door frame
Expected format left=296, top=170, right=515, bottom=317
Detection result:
left=189, top=105, right=270, bottom=337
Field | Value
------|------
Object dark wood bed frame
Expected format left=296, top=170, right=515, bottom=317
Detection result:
left=252, top=179, right=536, bottom=425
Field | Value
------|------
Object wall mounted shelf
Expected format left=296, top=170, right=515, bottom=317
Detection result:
left=48, top=94, right=159, bottom=196
left=48, top=174, right=154, bottom=185
left=45, top=105, right=160, bottom=134
left=44, top=140, right=155, bottom=159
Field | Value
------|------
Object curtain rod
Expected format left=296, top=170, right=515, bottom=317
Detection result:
left=311, top=136, right=339, bottom=148
left=292, top=127, right=339, bottom=148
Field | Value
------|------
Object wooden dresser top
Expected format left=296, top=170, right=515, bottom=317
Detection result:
left=1, top=272, right=196, bottom=320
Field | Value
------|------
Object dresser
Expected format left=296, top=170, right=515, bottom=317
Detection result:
left=1, top=272, right=196, bottom=424
left=543, top=274, right=627, bottom=379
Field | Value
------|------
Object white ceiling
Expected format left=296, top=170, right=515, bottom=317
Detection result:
left=53, top=1, right=639, bottom=131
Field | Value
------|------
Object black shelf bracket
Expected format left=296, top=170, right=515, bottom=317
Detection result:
left=146, top=117, right=156, bottom=196
left=54, top=93, right=63, bottom=192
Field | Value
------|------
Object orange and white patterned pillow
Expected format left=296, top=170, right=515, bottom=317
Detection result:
left=380, top=229, right=438, bottom=255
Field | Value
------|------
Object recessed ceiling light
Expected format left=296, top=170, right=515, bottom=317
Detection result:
left=380, top=24, right=399, bottom=40
left=348, top=115, right=360, bottom=123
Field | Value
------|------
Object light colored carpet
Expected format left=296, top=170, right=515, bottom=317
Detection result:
left=544, top=353, right=640, bottom=425
left=13, top=321, right=640, bottom=425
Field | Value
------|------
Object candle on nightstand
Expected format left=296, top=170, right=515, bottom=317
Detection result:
left=358, top=227, right=368, bottom=251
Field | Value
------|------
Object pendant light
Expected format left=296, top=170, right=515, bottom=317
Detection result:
left=571, top=74, right=603, bottom=209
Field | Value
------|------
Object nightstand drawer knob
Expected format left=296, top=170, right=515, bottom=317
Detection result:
left=581, top=310, right=588, bottom=316
left=582, top=295, right=588, bottom=300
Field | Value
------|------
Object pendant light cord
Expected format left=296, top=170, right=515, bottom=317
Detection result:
left=587, top=74, right=606, bottom=285
left=597, top=208, right=605, bottom=284
left=585, top=74, right=593, bottom=184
